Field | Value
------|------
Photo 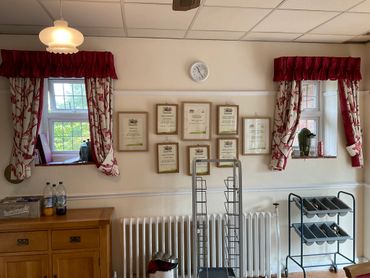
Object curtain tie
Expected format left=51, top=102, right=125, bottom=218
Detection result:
left=346, top=140, right=362, bottom=157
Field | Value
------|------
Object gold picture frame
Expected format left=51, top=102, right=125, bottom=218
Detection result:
left=242, top=117, right=271, bottom=155
left=118, top=112, right=148, bottom=152
left=182, top=102, right=211, bottom=141
left=217, top=105, right=239, bottom=135
left=216, top=137, right=239, bottom=167
left=156, top=104, right=178, bottom=135
left=187, top=145, right=210, bottom=176
left=156, top=142, right=179, bottom=174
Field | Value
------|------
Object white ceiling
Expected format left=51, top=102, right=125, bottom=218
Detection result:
left=1, top=0, right=370, bottom=43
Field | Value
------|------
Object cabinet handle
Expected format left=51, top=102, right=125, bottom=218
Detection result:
left=16, top=238, right=29, bottom=246
left=69, top=236, right=81, bottom=243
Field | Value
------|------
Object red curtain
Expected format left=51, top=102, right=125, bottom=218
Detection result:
left=85, top=77, right=119, bottom=176
left=9, top=78, right=44, bottom=180
left=271, top=81, right=302, bottom=171
left=0, top=49, right=117, bottom=78
left=273, top=56, right=361, bottom=82
left=338, top=80, right=363, bottom=167
left=0, top=49, right=119, bottom=180
left=271, top=56, right=363, bottom=170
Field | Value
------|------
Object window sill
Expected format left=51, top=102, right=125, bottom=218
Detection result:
left=35, top=161, right=95, bottom=167
left=292, top=155, right=336, bottom=159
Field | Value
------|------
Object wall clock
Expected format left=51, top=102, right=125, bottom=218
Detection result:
left=190, top=61, right=209, bottom=82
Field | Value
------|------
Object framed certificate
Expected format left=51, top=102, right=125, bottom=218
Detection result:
left=157, top=143, right=179, bottom=174
left=242, top=117, right=271, bottom=155
left=216, top=138, right=238, bottom=167
left=187, top=145, right=210, bottom=176
left=118, top=112, right=148, bottom=152
left=217, top=105, right=239, bottom=135
left=182, top=102, right=211, bottom=141
left=156, top=104, right=178, bottom=135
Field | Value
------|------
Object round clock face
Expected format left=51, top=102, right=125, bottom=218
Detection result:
left=190, top=62, right=209, bottom=82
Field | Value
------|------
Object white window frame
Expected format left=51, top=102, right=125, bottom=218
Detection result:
left=293, top=80, right=338, bottom=157
left=292, top=81, right=323, bottom=156
left=300, top=80, right=323, bottom=142
left=42, top=78, right=89, bottom=159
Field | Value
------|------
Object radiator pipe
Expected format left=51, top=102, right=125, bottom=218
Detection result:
left=273, top=203, right=281, bottom=278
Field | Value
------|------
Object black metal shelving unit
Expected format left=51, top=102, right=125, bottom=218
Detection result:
left=285, top=191, right=356, bottom=277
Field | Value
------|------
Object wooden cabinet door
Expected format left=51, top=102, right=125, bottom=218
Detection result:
left=52, top=251, right=99, bottom=278
left=0, top=255, right=48, bottom=278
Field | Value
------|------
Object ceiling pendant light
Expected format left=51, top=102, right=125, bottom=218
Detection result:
left=39, top=0, right=84, bottom=54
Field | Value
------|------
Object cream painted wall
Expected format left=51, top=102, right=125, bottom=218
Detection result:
left=0, top=35, right=368, bottom=275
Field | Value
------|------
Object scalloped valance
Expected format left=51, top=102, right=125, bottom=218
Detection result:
left=273, top=56, right=361, bottom=82
left=0, top=49, right=117, bottom=79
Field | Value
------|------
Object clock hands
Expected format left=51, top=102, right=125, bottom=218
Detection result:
left=196, top=67, right=204, bottom=79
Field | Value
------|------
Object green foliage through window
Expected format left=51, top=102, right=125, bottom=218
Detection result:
left=53, top=121, right=90, bottom=151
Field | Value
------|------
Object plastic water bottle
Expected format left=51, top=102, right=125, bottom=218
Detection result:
left=52, top=183, right=57, bottom=211
left=43, top=182, right=54, bottom=216
left=56, top=181, right=67, bottom=215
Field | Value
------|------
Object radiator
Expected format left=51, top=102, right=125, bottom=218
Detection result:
left=122, top=212, right=280, bottom=278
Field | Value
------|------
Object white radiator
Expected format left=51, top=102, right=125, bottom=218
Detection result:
left=122, top=212, right=280, bottom=278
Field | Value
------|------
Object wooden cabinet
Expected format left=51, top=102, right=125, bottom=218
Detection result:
left=53, top=251, right=99, bottom=278
left=0, top=255, right=48, bottom=278
left=0, top=208, right=113, bottom=278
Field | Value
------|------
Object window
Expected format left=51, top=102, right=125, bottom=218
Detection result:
left=40, top=78, right=91, bottom=162
left=292, top=80, right=338, bottom=157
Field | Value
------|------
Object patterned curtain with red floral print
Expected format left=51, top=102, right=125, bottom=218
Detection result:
left=9, top=78, right=44, bottom=180
left=270, top=81, right=302, bottom=170
left=85, top=77, right=119, bottom=176
left=272, top=56, right=362, bottom=170
left=338, top=79, right=363, bottom=168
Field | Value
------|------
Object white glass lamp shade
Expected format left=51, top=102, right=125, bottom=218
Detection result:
left=39, top=20, right=84, bottom=54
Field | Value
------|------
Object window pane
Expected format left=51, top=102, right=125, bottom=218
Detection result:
left=301, top=81, right=318, bottom=110
left=73, top=137, right=82, bottom=150
left=293, top=119, right=318, bottom=147
left=73, top=84, right=82, bottom=95
left=49, top=79, right=87, bottom=112
left=63, top=137, right=73, bottom=150
left=81, top=123, right=90, bottom=137
left=63, top=122, right=73, bottom=137
left=53, top=83, right=64, bottom=95
left=64, top=83, right=73, bottom=95
left=74, top=97, right=84, bottom=110
left=54, top=137, right=63, bottom=151
left=52, top=121, right=90, bottom=152
left=55, top=96, right=65, bottom=110
left=72, top=122, right=82, bottom=136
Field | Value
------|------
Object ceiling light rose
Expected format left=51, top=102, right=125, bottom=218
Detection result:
left=39, top=19, right=84, bottom=54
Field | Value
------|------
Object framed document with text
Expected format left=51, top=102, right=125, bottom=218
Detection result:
left=242, top=117, right=271, bottom=155
left=217, top=105, right=239, bottom=135
left=118, top=112, right=148, bottom=152
left=157, top=143, right=179, bottom=174
left=156, top=104, right=178, bottom=135
left=216, top=138, right=238, bottom=167
left=187, top=145, right=210, bottom=176
left=182, top=102, right=211, bottom=141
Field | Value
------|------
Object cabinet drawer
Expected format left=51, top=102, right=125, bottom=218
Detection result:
left=0, top=231, right=48, bottom=253
left=52, top=229, right=99, bottom=250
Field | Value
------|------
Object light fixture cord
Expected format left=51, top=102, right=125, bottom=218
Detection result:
left=60, top=0, right=63, bottom=20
